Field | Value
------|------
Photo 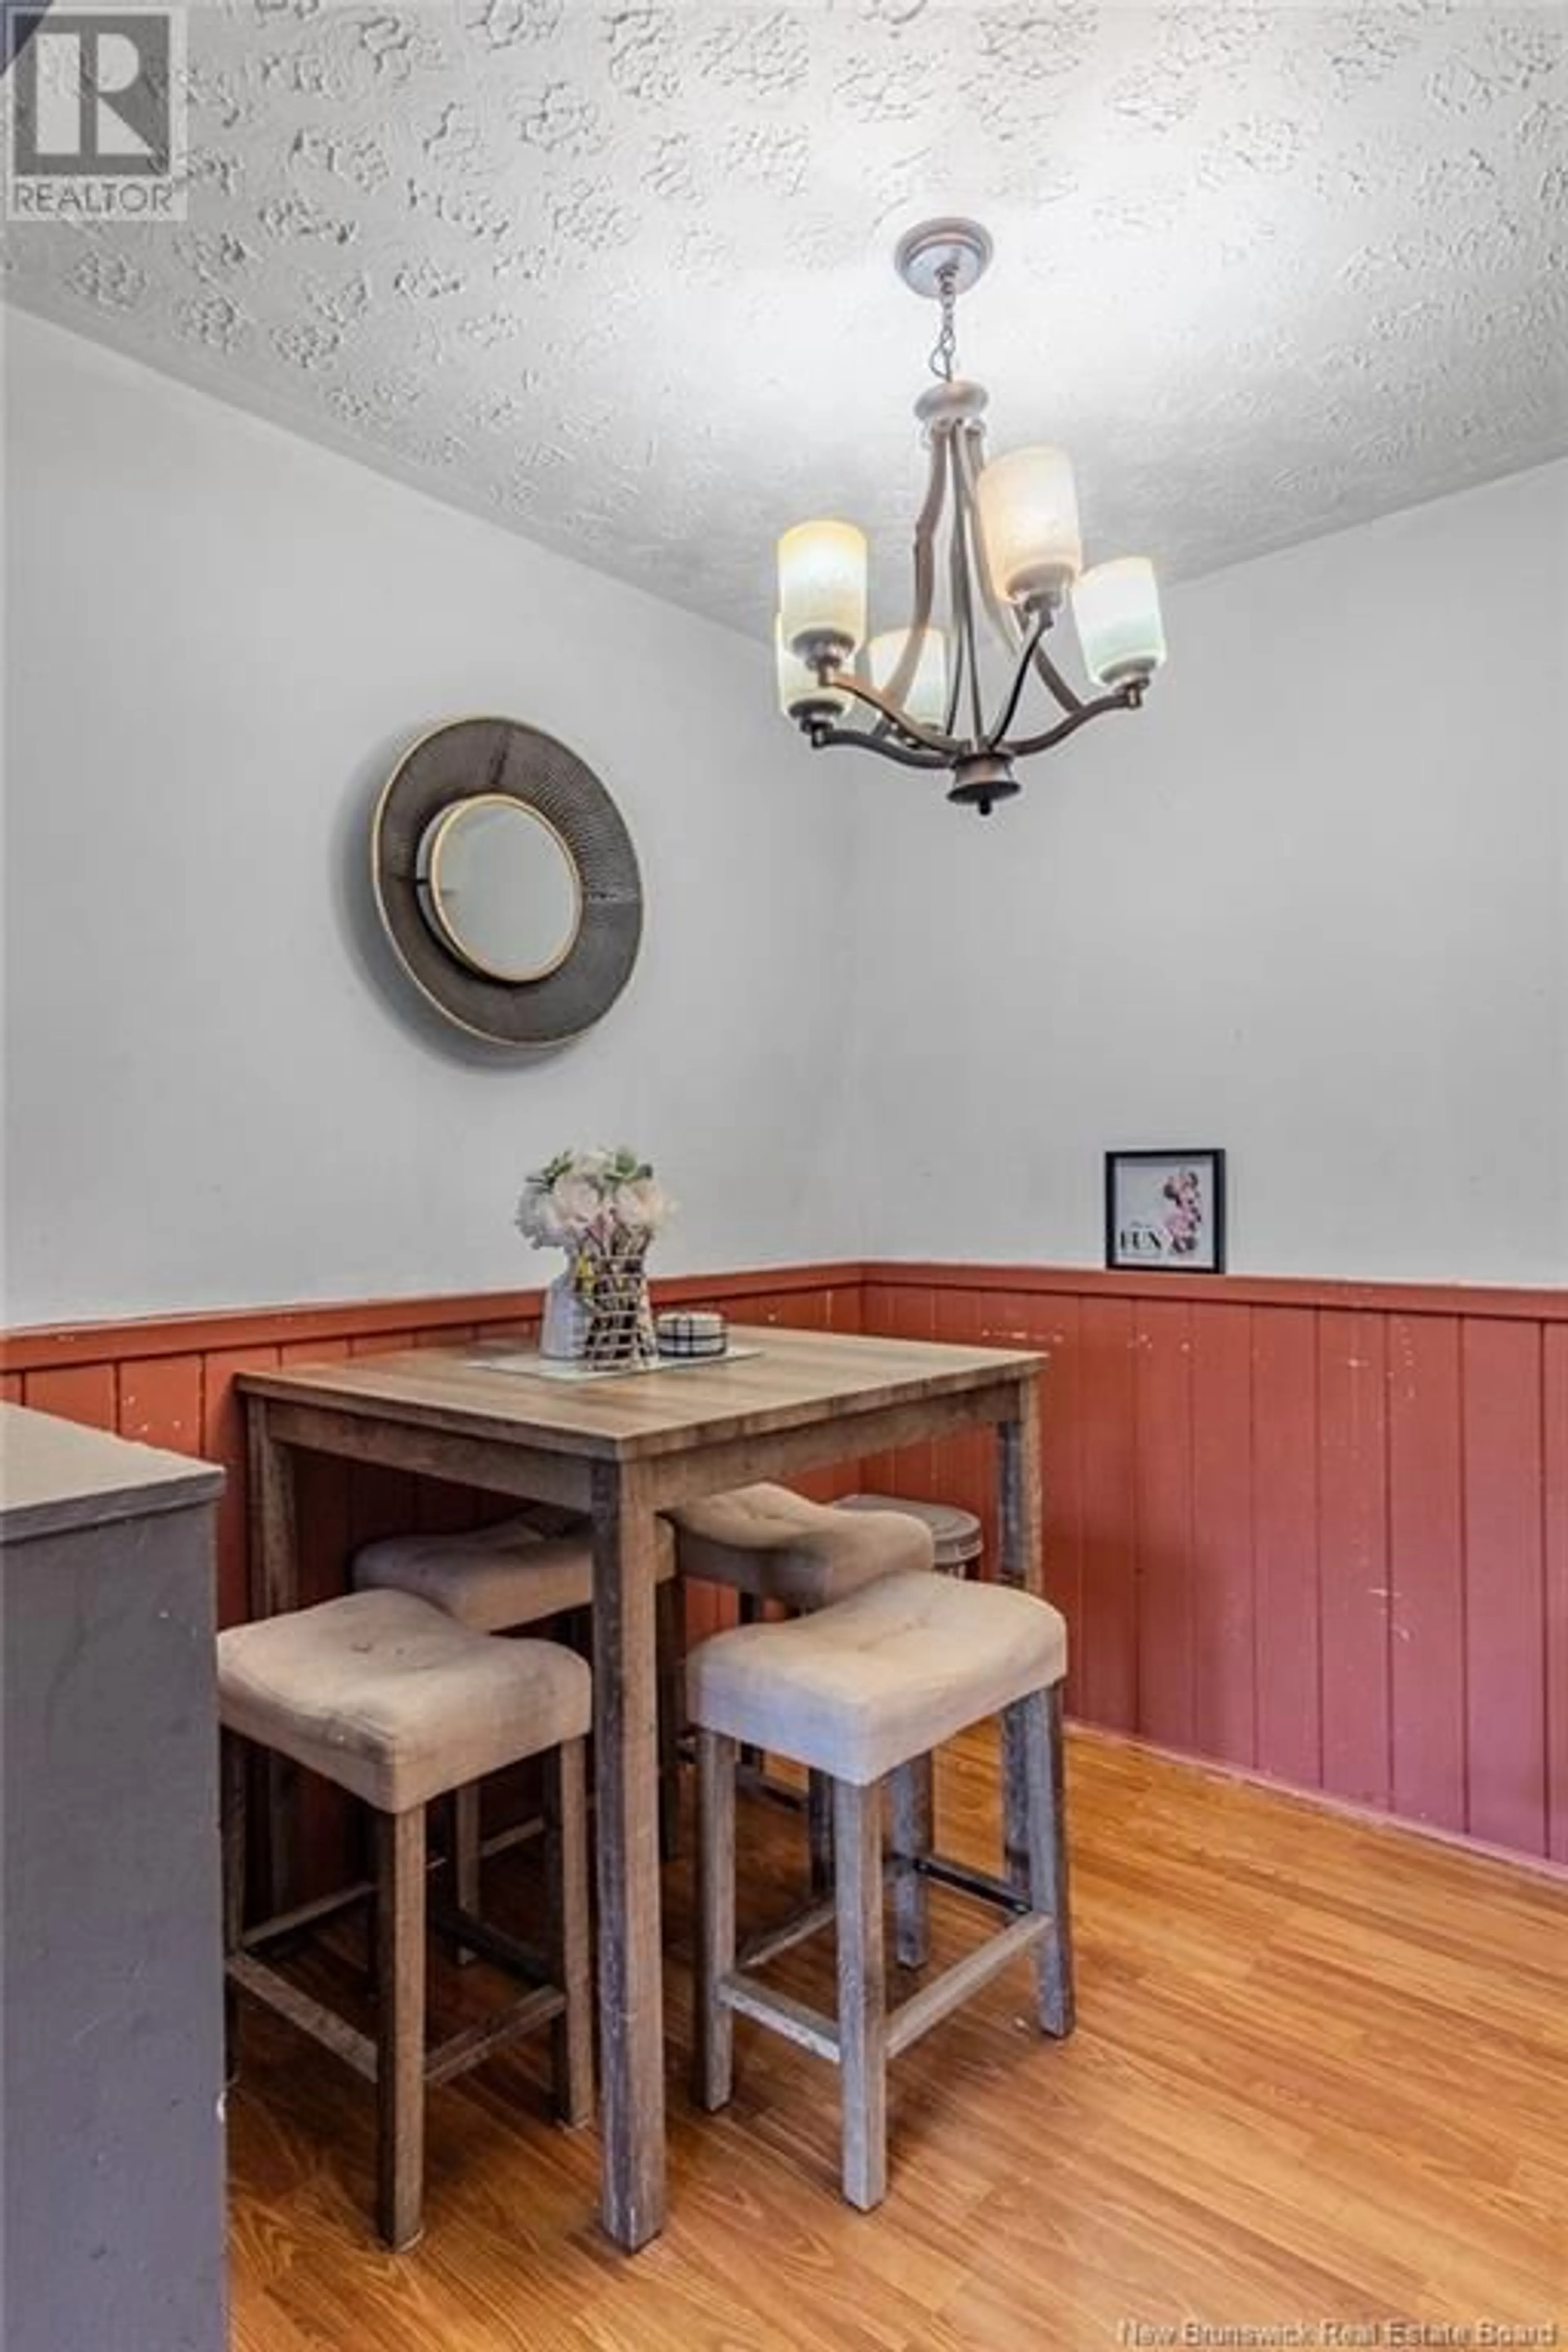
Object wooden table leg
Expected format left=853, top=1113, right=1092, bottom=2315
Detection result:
left=246, top=1398, right=301, bottom=1914
left=998, top=1375, right=1045, bottom=1891
left=589, top=1459, right=668, bottom=2252
left=997, top=1374, right=1043, bottom=1598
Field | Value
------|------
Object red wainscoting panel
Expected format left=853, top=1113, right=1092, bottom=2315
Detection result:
left=1250, top=1306, right=1321, bottom=1794
left=6, top=1256, right=1564, bottom=1869
left=1074, top=1294, right=1138, bottom=1733
left=1187, top=1301, right=1255, bottom=1771
left=1544, top=1326, right=1568, bottom=1866
left=1316, top=1309, right=1390, bottom=1813
left=1131, top=1295, right=1196, bottom=1756
left=860, top=1263, right=1568, bottom=1869
left=1387, top=1314, right=1467, bottom=1836
left=1461, top=1318, right=1546, bottom=1858
left=22, top=1361, right=119, bottom=1433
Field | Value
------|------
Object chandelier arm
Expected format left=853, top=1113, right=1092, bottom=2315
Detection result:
left=808, top=722, right=950, bottom=773
left=1029, top=635, right=1088, bottom=717
left=941, top=593, right=966, bottom=740
left=947, top=435, right=986, bottom=744
left=822, top=669, right=962, bottom=758
left=874, top=431, right=948, bottom=733
left=1002, top=684, right=1139, bottom=760
left=953, top=428, right=1027, bottom=662
left=939, top=435, right=967, bottom=737
left=982, top=608, right=1049, bottom=752
left=950, top=430, right=1088, bottom=718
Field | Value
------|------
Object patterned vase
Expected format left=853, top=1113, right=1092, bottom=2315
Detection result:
left=583, top=1244, right=657, bottom=1370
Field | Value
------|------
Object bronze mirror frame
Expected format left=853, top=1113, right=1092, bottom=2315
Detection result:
left=414, top=793, right=585, bottom=984
left=372, top=716, right=643, bottom=1047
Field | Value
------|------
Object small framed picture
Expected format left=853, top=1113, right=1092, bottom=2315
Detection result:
left=1105, top=1149, right=1227, bottom=1274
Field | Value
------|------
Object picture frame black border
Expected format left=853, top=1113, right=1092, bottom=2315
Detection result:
left=1104, top=1148, right=1227, bottom=1275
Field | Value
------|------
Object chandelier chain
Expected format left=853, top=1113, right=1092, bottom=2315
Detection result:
left=928, top=262, right=959, bottom=383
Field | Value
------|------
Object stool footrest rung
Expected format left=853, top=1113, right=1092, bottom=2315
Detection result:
left=722, top=1909, right=1053, bottom=2073
left=720, top=1973, right=841, bottom=2065
left=429, top=1903, right=549, bottom=1984
left=478, top=1812, right=545, bottom=1860
left=906, top=1852, right=1033, bottom=1918
left=885, top=1913, right=1051, bottom=2060
left=240, top=1878, right=373, bottom=1950
left=229, top=1948, right=566, bottom=2095
left=423, top=1985, right=565, bottom=2088
left=239, top=1821, right=548, bottom=1956
left=739, top=1852, right=1028, bottom=1977
left=738, top=1896, right=838, bottom=1973
left=227, top=1952, right=377, bottom=2082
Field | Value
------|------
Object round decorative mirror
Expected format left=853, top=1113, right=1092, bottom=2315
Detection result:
left=415, top=795, right=583, bottom=983
left=372, top=717, right=643, bottom=1047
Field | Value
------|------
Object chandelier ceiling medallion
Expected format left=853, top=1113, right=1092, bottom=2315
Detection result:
left=775, top=219, right=1167, bottom=816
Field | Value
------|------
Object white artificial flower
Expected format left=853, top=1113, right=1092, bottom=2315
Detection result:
left=552, top=1171, right=604, bottom=1234
left=516, top=1178, right=562, bottom=1247
left=614, top=1176, right=669, bottom=1234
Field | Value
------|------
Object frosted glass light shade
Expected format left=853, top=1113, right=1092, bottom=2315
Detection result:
left=869, top=626, right=948, bottom=728
left=775, top=616, right=850, bottom=720
left=976, top=446, right=1082, bottom=608
left=778, top=519, right=868, bottom=662
left=1073, top=557, right=1167, bottom=688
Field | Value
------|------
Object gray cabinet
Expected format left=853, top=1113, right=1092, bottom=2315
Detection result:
left=2, top=1405, right=227, bottom=2352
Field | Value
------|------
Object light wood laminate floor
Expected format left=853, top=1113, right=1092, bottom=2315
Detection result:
left=229, top=1730, right=1567, bottom=2352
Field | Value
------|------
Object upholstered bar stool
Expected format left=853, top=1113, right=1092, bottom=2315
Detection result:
left=688, top=1569, right=1073, bottom=2212
left=354, top=1511, right=683, bottom=1881
left=670, top=1482, right=935, bottom=1611
left=219, top=1589, right=593, bottom=2251
left=668, top=1483, right=936, bottom=1880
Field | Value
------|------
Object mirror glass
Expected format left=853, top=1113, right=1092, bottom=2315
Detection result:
left=416, top=795, right=583, bottom=983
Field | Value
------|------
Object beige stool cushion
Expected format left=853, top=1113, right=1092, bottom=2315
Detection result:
left=670, top=1482, right=933, bottom=1611
left=218, top=1590, right=590, bottom=1815
left=687, top=1570, right=1066, bottom=1787
left=353, top=1512, right=675, bottom=1633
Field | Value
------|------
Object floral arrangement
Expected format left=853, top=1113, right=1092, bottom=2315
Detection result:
left=516, top=1145, right=673, bottom=1253
left=517, top=1147, right=673, bottom=1365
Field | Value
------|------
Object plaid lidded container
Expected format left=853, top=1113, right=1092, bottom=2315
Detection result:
left=655, top=1310, right=728, bottom=1361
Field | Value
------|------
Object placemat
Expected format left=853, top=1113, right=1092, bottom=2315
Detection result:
left=465, top=1346, right=763, bottom=1383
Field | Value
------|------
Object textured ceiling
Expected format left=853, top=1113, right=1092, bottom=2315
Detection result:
left=5, top=2, right=1566, bottom=636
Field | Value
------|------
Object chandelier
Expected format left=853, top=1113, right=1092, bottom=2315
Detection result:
left=774, top=219, right=1167, bottom=815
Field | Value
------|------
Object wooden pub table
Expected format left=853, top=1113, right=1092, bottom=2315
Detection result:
left=238, top=1325, right=1045, bottom=2253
